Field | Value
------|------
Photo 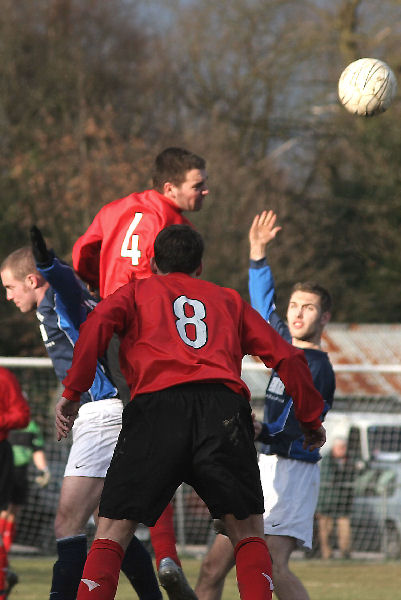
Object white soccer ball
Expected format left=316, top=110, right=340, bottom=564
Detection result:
left=338, top=58, right=397, bottom=116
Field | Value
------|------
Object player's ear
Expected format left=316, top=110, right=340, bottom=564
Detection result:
left=163, top=181, right=176, bottom=200
left=321, top=311, right=331, bottom=326
left=150, top=257, right=158, bottom=275
left=25, top=273, right=41, bottom=289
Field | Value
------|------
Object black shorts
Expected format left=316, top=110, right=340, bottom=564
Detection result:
left=10, top=465, right=29, bottom=506
left=99, top=382, right=264, bottom=526
left=0, top=440, right=14, bottom=510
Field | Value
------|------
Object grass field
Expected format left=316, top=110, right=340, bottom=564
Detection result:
left=7, top=555, right=401, bottom=599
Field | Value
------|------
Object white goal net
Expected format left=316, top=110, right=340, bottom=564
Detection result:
left=3, top=356, right=401, bottom=560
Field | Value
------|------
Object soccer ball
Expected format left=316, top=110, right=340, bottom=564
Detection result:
left=338, top=58, right=397, bottom=116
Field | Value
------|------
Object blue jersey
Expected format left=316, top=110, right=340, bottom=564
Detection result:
left=36, top=255, right=118, bottom=405
left=249, top=258, right=335, bottom=463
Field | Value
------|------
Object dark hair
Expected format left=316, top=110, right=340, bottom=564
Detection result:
left=1, top=247, right=38, bottom=280
left=154, top=225, right=204, bottom=274
left=290, top=281, right=332, bottom=313
left=152, top=147, right=206, bottom=192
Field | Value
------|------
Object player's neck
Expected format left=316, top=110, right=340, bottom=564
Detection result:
left=35, top=282, right=50, bottom=307
left=292, top=338, right=321, bottom=351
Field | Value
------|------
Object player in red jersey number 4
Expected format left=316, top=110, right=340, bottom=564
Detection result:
left=56, top=225, right=326, bottom=600
left=72, top=147, right=208, bottom=298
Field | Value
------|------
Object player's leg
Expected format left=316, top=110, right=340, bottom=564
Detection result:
left=223, top=513, right=273, bottom=600
left=50, top=398, right=124, bottom=600
left=0, top=536, right=6, bottom=600
left=150, top=502, right=180, bottom=568
left=0, top=441, right=15, bottom=600
left=50, top=475, right=104, bottom=600
left=190, top=385, right=273, bottom=600
left=150, top=501, right=196, bottom=600
left=1, top=510, right=16, bottom=555
left=1, top=506, right=20, bottom=599
left=90, top=504, right=161, bottom=600
left=195, top=533, right=235, bottom=600
left=259, top=455, right=319, bottom=599
left=265, top=535, right=310, bottom=600
left=122, top=535, right=162, bottom=600
left=76, top=516, right=138, bottom=600
left=3, top=464, right=28, bottom=554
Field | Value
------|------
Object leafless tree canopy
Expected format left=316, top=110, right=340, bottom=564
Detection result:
left=0, top=0, right=400, bottom=354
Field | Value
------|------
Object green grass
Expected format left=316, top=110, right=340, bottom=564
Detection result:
left=7, top=555, right=401, bottom=599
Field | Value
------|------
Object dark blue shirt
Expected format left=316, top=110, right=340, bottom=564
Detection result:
left=249, top=258, right=335, bottom=463
left=36, top=256, right=118, bottom=405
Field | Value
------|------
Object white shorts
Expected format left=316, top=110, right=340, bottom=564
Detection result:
left=64, top=398, right=123, bottom=478
left=259, top=453, right=320, bottom=549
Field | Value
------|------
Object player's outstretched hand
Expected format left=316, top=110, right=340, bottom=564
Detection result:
left=301, top=424, right=326, bottom=452
left=249, top=210, right=282, bottom=260
left=30, top=225, right=52, bottom=267
left=55, top=397, right=79, bottom=441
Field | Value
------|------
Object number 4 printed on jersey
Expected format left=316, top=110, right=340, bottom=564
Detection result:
left=121, top=212, right=143, bottom=265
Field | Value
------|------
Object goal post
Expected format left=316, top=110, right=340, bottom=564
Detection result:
left=3, top=356, right=401, bottom=559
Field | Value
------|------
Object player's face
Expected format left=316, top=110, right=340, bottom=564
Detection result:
left=173, top=168, right=209, bottom=212
left=286, top=290, right=325, bottom=344
left=1, top=268, right=38, bottom=313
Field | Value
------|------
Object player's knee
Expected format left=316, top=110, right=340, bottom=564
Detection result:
left=271, top=555, right=291, bottom=581
left=198, top=554, right=225, bottom=587
left=54, top=506, right=87, bottom=538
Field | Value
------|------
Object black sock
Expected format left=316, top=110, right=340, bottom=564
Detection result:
left=49, top=534, right=87, bottom=600
left=121, top=535, right=162, bottom=600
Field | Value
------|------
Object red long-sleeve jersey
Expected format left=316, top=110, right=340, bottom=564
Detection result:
left=0, top=367, right=30, bottom=441
left=72, top=189, right=192, bottom=298
left=63, top=273, right=324, bottom=430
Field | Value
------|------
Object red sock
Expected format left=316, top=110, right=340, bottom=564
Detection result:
left=0, top=539, right=8, bottom=600
left=149, top=503, right=181, bottom=569
left=0, top=519, right=6, bottom=536
left=2, top=520, right=15, bottom=553
left=234, top=536, right=273, bottom=600
left=76, top=538, right=124, bottom=600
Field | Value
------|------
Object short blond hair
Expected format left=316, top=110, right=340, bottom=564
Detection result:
left=1, top=247, right=38, bottom=281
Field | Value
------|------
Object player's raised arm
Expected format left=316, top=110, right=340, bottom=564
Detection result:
left=248, top=210, right=281, bottom=322
left=30, top=226, right=86, bottom=329
left=249, top=210, right=281, bottom=260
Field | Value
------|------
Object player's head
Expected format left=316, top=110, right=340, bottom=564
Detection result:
left=1, top=247, right=48, bottom=313
left=151, top=225, right=203, bottom=275
left=286, top=282, right=332, bottom=345
left=152, top=147, right=208, bottom=212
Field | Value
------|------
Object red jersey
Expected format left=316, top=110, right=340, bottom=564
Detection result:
left=63, top=274, right=324, bottom=430
left=72, top=189, right=192, bottom=298
left=0, top=367, right=30, bottom=441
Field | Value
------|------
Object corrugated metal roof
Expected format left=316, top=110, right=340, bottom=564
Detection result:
left=322, top=324, right=401, bottom=398
left=241, top=324, right=401, bottom=400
